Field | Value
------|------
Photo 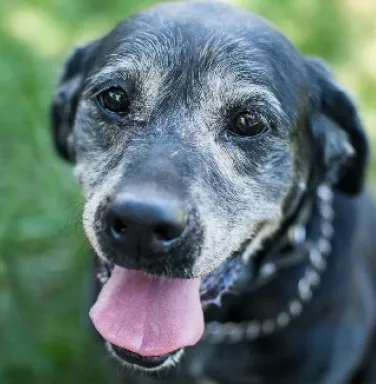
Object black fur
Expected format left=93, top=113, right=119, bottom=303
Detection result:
left=305, top=57, right=369, bottom=195
left=51, top=40, right=99, bottom=161
left=50, top=2, right=375, bottom=383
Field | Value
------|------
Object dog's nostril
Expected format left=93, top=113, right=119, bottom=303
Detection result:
left=110, top=217, right=127, bottom=238
left=154, top=223, right=183, bottom=242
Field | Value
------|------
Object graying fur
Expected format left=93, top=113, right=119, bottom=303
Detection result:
left=72, top=4, right=301, bottom=277
left=51, top=0, right=361, bottom=374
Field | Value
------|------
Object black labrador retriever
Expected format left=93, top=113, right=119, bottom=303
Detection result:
left=50, top=1, right=376, bottom=383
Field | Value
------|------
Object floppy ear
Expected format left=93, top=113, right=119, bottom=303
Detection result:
left=50, top=40, right=99, bottom=162
left=305, top=57, right=369, bottom=195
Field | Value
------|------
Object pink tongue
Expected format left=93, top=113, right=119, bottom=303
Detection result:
left=89, top=266, right=204, bottom=357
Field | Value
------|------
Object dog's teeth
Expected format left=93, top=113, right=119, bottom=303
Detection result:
left=200, top=256, right=244, bottom=308
left=97, top=273, right=109, bottom=284
left=213, top=297, right=222, bottom=307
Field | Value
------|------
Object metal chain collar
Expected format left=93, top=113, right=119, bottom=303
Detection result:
left=203, top=184, right=334, bottom=344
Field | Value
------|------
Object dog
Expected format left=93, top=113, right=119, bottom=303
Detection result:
left=50, top=1, right=376, bottom=383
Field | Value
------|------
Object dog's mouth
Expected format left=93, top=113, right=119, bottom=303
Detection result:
left=90, top=256, right=244, bottom=370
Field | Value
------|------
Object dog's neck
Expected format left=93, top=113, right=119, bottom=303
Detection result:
left=200, top=190, right=374, bottom=383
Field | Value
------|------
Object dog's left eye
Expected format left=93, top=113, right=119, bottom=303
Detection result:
left=97, top=87, right=130, bottom=115
left=229, top=112, right=268, bottom=137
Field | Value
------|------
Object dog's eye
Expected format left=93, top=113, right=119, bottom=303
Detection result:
left=98, top=87, right=130, bottom=115
left=229, top=113, right=268, bottom=137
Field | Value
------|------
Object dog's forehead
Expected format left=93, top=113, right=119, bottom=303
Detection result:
left=124, top=1, right=280, bottom=38
left=130, top=1, right=272, bottom=36
left=89, top=2, right=307, bottom=114
left=97, top=2, right=304, bottom=76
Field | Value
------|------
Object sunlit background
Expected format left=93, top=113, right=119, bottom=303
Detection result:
left=1, top=0, right=376, bottom=383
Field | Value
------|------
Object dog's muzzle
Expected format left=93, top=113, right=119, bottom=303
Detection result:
left=90, top=189, right=245, bottom=365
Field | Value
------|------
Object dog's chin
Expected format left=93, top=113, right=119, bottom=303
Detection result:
left=106, top=342, right=184, bottom=373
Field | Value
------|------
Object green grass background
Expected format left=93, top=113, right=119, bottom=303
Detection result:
left=1, top=0, right=375, bottom=383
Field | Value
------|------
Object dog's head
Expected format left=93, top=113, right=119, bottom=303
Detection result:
left=51, top=1, right=368, bottom=373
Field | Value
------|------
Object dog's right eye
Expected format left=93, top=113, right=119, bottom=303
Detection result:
left=97, top=87, right=130, bottom=115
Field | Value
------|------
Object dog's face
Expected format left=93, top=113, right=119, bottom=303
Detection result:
left=51, top=1, right=367, bottom=374
left=78, top=6, right=310, bottom=277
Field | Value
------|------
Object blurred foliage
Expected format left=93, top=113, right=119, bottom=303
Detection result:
left=0, top=0, right=375, bottom=383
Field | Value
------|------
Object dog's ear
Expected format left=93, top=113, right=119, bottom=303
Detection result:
left=305, top=57, right=368, bottom=195
left=50, top=40, right=99, bottom=162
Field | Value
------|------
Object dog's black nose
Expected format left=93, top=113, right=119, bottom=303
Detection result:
left=106, top=193, right=186, bottom=253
